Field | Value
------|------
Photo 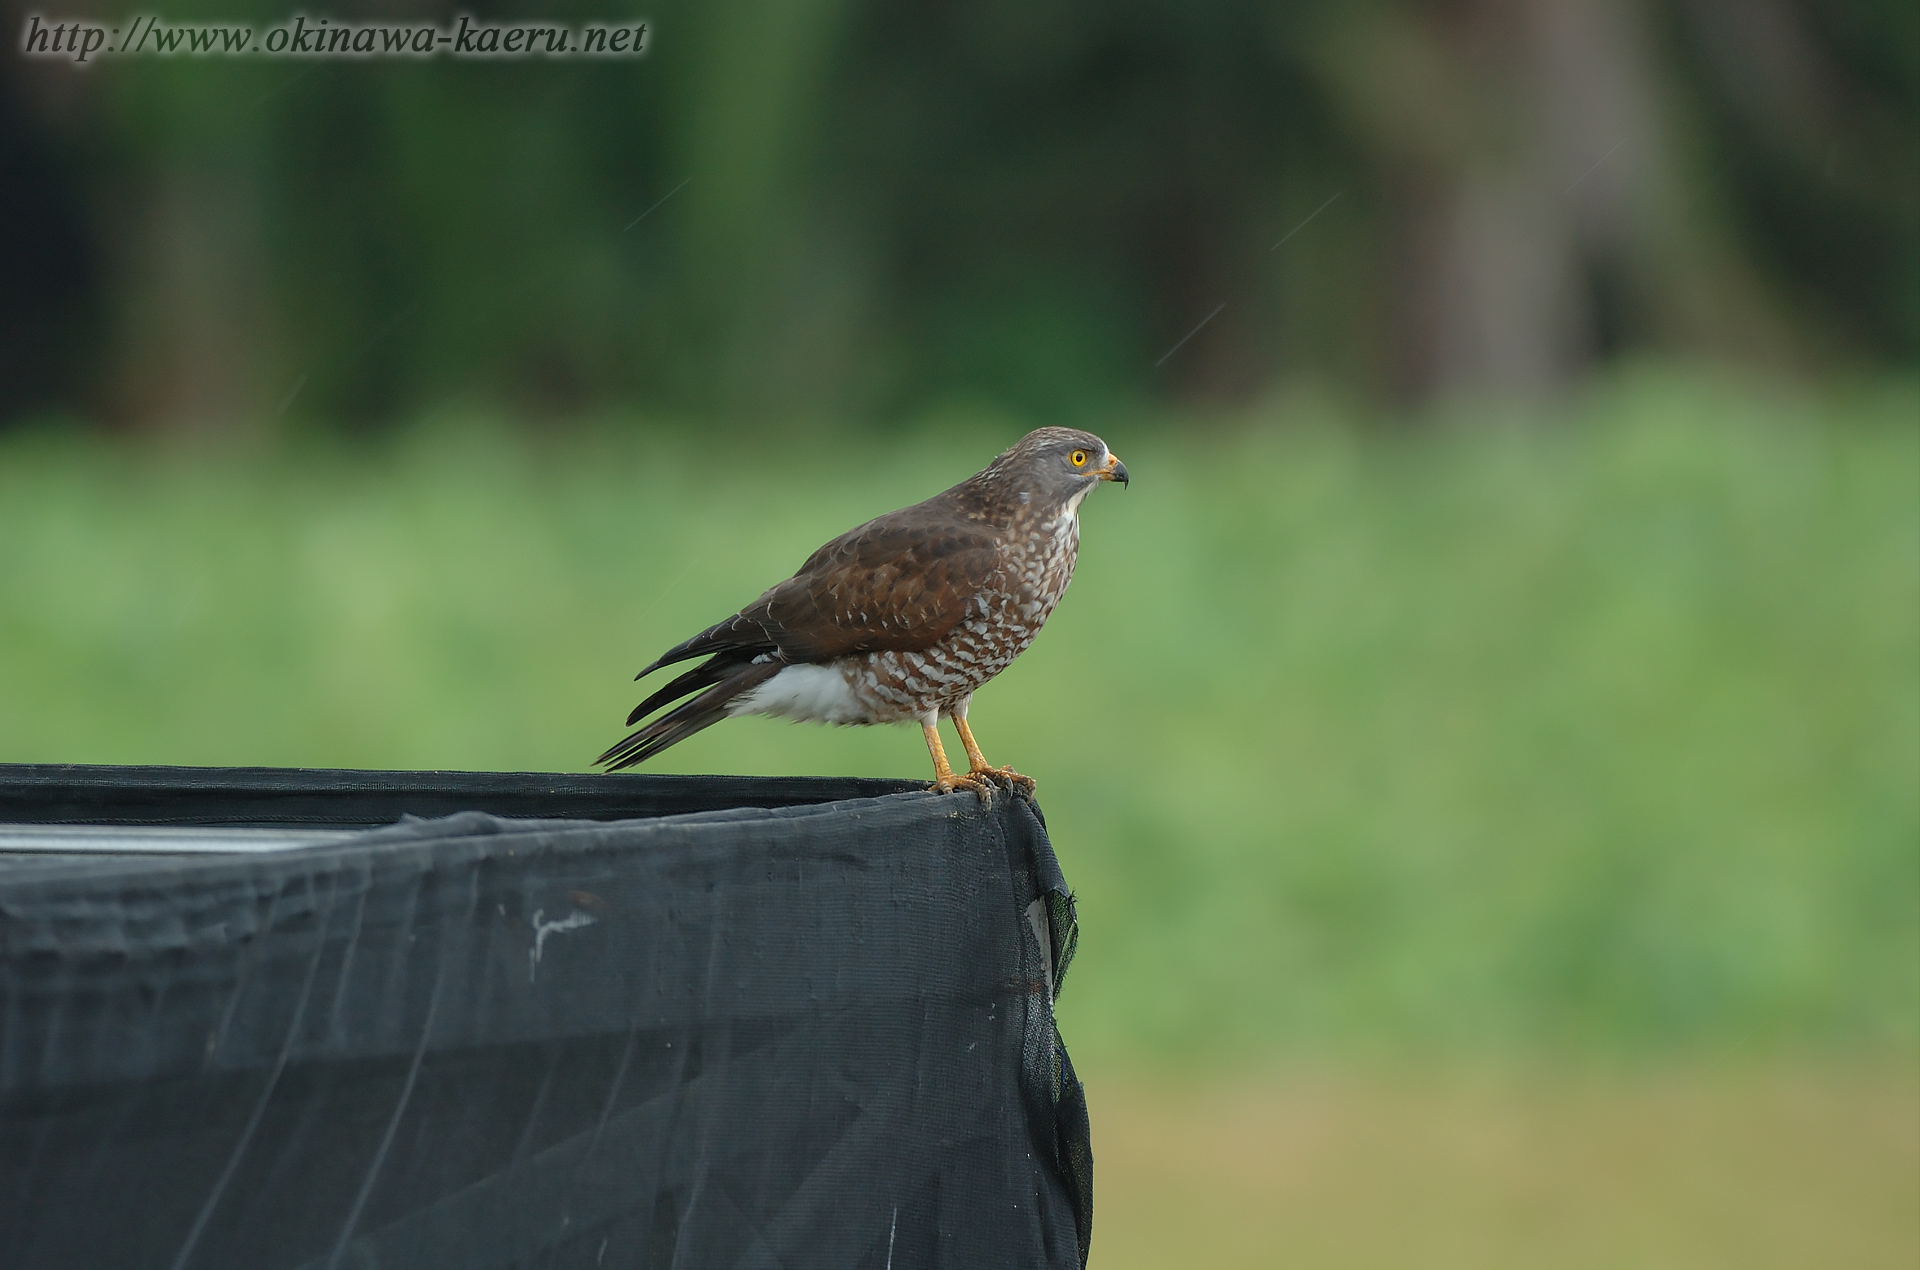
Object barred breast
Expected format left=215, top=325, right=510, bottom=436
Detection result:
left=838, top=505, right=1082, bottom=723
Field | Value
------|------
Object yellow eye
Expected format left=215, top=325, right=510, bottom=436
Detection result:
left=1070, top=450, right=1088, bottom=467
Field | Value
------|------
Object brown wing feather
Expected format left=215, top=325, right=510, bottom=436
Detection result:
left=636, top=495, right=1001, bottom=678
left=748, top=508, right=1000, bottom=661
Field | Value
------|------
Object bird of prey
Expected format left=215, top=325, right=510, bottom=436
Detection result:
left=596, top=427, right=1128, bottom=793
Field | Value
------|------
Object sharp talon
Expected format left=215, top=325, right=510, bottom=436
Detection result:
left=932, top=773, right=993, bottom=802
left=973, top=766, right=1035, bottom=794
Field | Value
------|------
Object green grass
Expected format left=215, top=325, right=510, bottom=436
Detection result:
left=2, top=369, right=1915, bottom=1061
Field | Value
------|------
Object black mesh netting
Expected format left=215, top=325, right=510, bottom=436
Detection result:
left=0, top=764, right=1092, bottom=1270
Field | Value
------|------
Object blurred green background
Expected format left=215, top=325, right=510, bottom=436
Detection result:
left=2, top=0, right=1916, bottom=1264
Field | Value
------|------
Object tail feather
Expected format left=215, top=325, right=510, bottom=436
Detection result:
left=626, top=656, right=737, bottom=727
left=633, top=613, right=774, bottom=681
left=596, top=660, right=782, bottom=771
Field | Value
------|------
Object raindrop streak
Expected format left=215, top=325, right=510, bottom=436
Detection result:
left=275, top=373, right=308, bottom=418
left=1153, top=302, right=1227, bottom=369
left=251, top=61, right=321, bottom=108
left=1565, top=140, right=1625, bottom=195
left=1270, top=190, right=1343, bottom=251
left=624, top=178, right=691, bottom=233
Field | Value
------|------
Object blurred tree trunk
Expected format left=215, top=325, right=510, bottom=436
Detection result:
left=0, top=7, right=276, bottom=436
left=675, top=0, right=858, bottom=415
left=1319, top=0, right=1796, bottom=404
left=109, top=162, right=271, bottom=434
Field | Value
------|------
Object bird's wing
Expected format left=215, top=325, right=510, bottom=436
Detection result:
left=637, top=501, right=1001, bottom=676
left=755, top=510, right=1002, bottom=660
left=599, top=502, right=1000, bottom=766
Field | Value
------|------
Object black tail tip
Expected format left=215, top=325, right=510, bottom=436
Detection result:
left=593, top=737, right=638, bottom=769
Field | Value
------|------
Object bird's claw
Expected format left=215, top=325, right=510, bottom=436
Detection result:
left=974, top=766, right=1035, bottom=797
left=932, top=772, right=994, bottom=802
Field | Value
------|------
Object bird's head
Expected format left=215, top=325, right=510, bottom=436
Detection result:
left=986, top=427, right=1128, bottom=510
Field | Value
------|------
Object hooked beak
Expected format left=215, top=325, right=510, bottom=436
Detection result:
left=1099, top=453, right=1129, bottom=487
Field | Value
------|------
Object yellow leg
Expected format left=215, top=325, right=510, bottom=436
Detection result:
left=923, top=723, right=987, bottom=796
left=951, top=716, right=1035, bottom=792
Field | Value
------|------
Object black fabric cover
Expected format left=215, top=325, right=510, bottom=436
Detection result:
left=0, top=764, right=1092, bottom=1270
